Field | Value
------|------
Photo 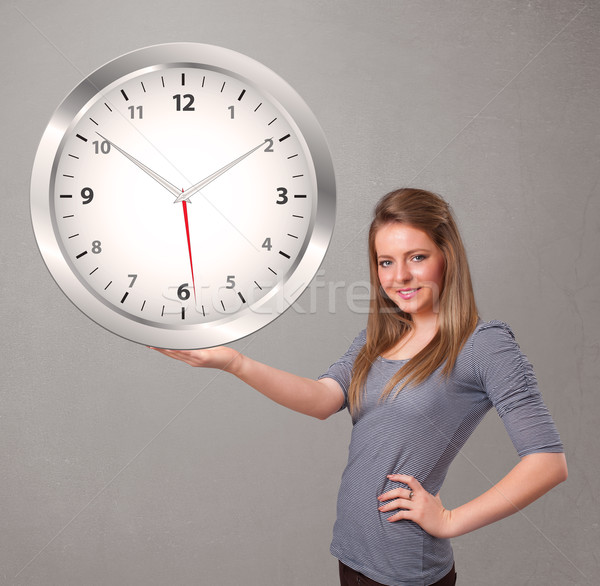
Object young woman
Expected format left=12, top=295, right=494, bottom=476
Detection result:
left=154, top=188, right=567, bottom=585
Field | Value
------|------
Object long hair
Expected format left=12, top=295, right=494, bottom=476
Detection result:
left=348, top=188, right=479, bottom=416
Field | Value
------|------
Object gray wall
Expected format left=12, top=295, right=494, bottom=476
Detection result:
left=2, top=1, right=598, bottom=584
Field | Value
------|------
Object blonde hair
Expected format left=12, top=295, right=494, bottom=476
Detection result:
left=348, top=188, right=479, bottom=416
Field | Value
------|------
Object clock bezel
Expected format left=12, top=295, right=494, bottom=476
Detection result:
left=31, top=43, right=336, bottom=349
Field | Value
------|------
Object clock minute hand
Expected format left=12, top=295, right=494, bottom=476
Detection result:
left=96, top=133, right=182, bottom=199
left=174, top=138, right=270, bottom=203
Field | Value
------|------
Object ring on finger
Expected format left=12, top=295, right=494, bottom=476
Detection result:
left=408, top=490, right=414, bottom=500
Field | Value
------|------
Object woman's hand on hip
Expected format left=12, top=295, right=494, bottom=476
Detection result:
left=377, top=474, right=455, bottom=539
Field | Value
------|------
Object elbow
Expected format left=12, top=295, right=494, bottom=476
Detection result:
left=557, top=454, right=568, bottom=484
left=523, top=452, right=568, bottom=490
left=311, top=403, right=341, bottom=420
left=547, top=452, right=568, bottom=487
left=313, top=409, right=334, bottom=421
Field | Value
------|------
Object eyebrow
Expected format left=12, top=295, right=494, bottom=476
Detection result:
left=377, top=248, right=432, bottom=259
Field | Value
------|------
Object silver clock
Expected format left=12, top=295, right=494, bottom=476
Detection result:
left=31, top=43, right=336, bottom=349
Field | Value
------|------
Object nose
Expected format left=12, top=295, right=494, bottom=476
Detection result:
left=395, top=262, right=412, bottom=284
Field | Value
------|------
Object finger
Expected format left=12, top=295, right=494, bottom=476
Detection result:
left=386, top=474, right=421, bottom=497
left=386, top=474, right=419, bottom=487
left=378, top=498, right=413, bottom=512
left=386, top=509, right=413, bottom=523
left=153, top=348, right=182, bottom=359
left=151, top=347, right=197, bottom=364
left=377, top=487, right=413, bottom=502
left=149, top=346, right=178, bottom=355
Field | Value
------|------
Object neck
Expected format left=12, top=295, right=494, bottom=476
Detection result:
left=410, top=311, right=439, bottom=335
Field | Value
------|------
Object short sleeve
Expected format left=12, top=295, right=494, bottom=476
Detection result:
left=472, top=321, right=564, bottom=457
left=318, top=330, right=366, bottom=411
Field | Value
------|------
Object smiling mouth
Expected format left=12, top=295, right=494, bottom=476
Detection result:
left=397, top=287, right=421, bottom=299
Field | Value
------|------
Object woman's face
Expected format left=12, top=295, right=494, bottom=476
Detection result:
left=375, top=223, right=445, bottom=319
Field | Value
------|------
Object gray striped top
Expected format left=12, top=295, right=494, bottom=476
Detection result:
left=319, top=321, right=563, bottom=586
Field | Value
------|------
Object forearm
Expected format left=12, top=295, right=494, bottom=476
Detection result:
left=448, top=452, right=568, bottom=537
left=230, top=354, right=343, bottom=420
left=152, top=346, right=343, bottom=419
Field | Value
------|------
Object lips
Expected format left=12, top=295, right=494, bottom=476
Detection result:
left=397, top=287, right=421, bottom=300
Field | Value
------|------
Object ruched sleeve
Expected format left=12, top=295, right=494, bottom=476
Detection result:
left=472, top=321, right=564, bottom=457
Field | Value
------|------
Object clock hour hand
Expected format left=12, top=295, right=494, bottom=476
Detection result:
left=174, top=138, right=271, bottom=203
left=96, top=132, right=182, bottom=199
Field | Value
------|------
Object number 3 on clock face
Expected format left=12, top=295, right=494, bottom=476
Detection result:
left=31, top=43, right=336, bottom=349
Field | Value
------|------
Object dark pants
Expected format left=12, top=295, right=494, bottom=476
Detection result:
left=339, top=561, right=457, bottom=586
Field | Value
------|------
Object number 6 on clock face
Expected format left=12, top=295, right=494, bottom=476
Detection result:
left=31, top=43, right=336, bottom=349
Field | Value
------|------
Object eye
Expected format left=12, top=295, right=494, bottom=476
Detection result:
left=378, top=260, right=392, bottom=268
left=411, top=254, right=427, bottom=262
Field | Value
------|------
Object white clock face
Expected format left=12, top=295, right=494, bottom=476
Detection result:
left=31, top=44, right=335, bottom=348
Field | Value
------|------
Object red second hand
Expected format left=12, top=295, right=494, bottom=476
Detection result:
left=181, top=197, right=197, bottom=303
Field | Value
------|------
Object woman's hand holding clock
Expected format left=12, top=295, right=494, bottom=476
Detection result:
left=151, top=345, right=243, bottom=372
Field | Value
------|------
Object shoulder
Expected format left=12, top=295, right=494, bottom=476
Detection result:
left=351, top=328, right=367, bottom=348
left=466, top=320, right=532, bottom=385
left=321, top=329, right=366, bottom=370
left=340, top=329, right=367, bottom=360
left=469, top=319, right=518, bottom=350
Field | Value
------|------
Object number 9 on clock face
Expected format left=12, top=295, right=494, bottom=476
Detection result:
left=31, top=43, right=336, bottom=349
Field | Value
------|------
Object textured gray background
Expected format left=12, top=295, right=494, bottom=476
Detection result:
left=1, top=1, right=598, bottom=584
